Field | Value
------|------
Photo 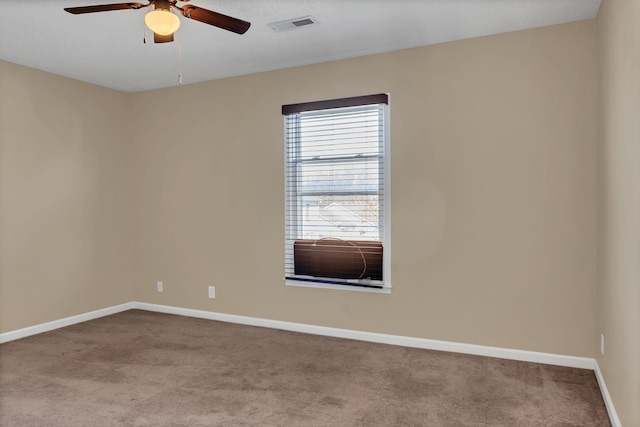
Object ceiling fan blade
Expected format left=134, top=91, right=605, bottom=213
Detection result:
left=154, top=32, right=174, bottom=43
left=179, top=5, right=250, bottom=34
left=64, top=2, right=147, bottom=14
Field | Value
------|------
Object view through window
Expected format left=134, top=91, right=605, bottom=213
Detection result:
left=283, top=94, right=389, bottom=289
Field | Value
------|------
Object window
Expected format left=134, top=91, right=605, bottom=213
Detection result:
left=283, top=94, right=390, bottom=291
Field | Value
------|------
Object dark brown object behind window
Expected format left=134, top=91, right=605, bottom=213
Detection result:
left=294, top=239, right=383, bottom=281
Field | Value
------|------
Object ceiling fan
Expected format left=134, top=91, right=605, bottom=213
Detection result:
left=64, top=0, right=251, bottom=43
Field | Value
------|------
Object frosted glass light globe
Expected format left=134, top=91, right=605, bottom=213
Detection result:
left=145, top=9, right=180, bottom=36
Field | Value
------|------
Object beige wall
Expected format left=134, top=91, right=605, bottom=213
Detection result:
left=131, top=20, right=598, bottom=357
left=597, top=0, right=640, bottom=425
left=0, top=61, right=135, bottom=332
left=0, top=21, right=600, bottom=359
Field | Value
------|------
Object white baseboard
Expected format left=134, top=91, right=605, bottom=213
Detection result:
left=594, top=360, right=622, bottom=427
left=0, top=301, right=617, bottom=426
left=0, top=302, right=135, bottom=344
left=134, top=302, right=595, bottom=370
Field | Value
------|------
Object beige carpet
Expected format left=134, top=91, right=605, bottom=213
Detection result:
left=0, top=310, right=610, bottom=426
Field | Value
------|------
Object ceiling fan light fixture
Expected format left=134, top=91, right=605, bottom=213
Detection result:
left=145, top=8, right=181, bottom=36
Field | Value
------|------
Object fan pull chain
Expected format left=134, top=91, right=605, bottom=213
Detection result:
left=143, top=20, right=147, bottom=44
left=177, top=29, right=183, bottom=85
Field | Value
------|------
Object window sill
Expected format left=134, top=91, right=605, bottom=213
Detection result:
left=285, top=279, right=391, bottom=294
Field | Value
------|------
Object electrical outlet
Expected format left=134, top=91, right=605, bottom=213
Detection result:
left=208, top=286, right=215, bottom=299
left=600, top=334, right=605, bottom=355
left=157, top=281, right=163, bottom=293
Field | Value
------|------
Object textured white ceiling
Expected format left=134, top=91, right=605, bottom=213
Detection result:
left=0, top=0, right=601, bottom=93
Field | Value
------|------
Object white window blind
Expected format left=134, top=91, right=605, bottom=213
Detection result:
left=283, top=94, right=389, bottom=289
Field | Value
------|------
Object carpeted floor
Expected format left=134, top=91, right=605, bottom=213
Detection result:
left=0, top=310, right=610, bottom=426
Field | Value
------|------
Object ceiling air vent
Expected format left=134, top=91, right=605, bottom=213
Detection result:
left=269, top=16, right=319, bottom=32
